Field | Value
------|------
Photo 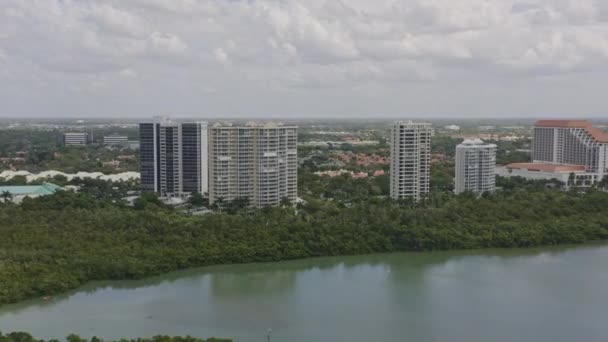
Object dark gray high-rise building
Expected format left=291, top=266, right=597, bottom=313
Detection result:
left=139, top=117, right=208, bottom=197
left=139, top=122, right=158, bottom=193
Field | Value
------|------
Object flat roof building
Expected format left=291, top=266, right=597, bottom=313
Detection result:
left=64, top=132, right=88, bottom=146
left=496, top=163, right=592, bottom=187
left=104, top=134, right=128, bottom=146
left=0, top=182, right=62, bottom=203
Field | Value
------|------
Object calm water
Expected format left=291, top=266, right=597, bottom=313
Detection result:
left=1, top=245, right=608, bottom=342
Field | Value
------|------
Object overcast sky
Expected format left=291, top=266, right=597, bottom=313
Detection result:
left=1, top=0, right=608, bottom=119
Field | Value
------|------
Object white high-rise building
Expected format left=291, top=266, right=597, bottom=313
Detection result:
left=390, top=121, right=432, bottom=202
left=208, top=122, right=298, bottom=208
left=139, top=117, right=209, bottom=197
left=455, top=139, right=497, bottom=195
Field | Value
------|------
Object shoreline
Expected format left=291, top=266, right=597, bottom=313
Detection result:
left=2, top=241, right=606, bottom=310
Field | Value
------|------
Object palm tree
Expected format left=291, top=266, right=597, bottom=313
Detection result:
left=568, top=172, right=576, bottom=187
left=280, top=196, right=292, bottom=208
left=599, top=176, right=608, bottom=190
left=1, top=191, right=13, bottom=204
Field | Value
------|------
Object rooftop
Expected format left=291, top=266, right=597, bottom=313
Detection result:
left=395, top=121, right=432, bottom=127
left=212, top=121, right=297, bottom=128
left=504, top=163, right=586, bottom=173
left=458, top=138, right=497, bottom=147
left=535, top=120, right=608, bottom=143
left=0, top=182, right=62, bottom=196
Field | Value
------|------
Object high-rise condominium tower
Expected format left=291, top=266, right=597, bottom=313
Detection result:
left=454, top=139, right=497, bottom=195
left=533, top=120, right=608, bottom=183
left=390, top=121, right=432, bottom=202
left=208, top=122, right=298, bottom=208
left=139, top=117, right=208, bottom=197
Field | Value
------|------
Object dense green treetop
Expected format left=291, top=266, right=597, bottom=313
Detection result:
left=0, top=331, right=230, bottom=342
left=1, top=184, right=607, bottom=306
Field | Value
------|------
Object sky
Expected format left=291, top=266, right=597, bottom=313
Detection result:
left=1, top=0, right=608, bottom=119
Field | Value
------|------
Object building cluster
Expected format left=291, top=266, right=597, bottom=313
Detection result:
left=139, top=117, right=298, bottom=208
left=331, top=152, right=390, bottom=167
left=390, top=121, right=498, bottom=200
left=63, top=132, right=138, bottom=149
left=390, top=119, right=608, bottom=201
left=497, top=120, right=608, bottom=187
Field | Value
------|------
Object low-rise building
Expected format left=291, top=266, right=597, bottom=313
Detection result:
left=127, top=141, right=140, bottom=150
left=64, top=132, right=88, bottom=146
left=496, top=163, right=590, bottom=186
left=0, top=182, right=62, bottom=203
left=104, top=134, right=128, bottom=146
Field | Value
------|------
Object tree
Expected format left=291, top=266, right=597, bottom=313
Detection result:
left=134, top=192, right=163, bottom=210
left=599, top=175, right=608, bottom=189
left=568, top=172, right=576, bottom=187
left=1, top=191, right=13, bottom=204
left=225, top=197, right=250, bottom=214
left=189, top=192, right=208, bottom=207
left=280, top=196, right=292, bottom=207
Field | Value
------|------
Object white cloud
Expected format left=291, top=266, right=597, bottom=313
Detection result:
left=1, top=0, right=608, bottom=117
left=214, top=48, right=230, bottom=65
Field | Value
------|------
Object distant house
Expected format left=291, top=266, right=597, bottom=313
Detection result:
left=0, top=182, right=62, bottom=203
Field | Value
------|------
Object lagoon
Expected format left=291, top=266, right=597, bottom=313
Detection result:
left=1, top=245, right=607, bottom=342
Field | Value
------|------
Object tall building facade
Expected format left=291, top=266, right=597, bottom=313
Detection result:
left=454, top=139, right=497, bottom=195
left=139, top=117, right=208, bottom=197
left=208, top=122, right=297, bottom=208
left=390, top=121, right=432, bottom=202
left=532, top=120, right=608, bottom=183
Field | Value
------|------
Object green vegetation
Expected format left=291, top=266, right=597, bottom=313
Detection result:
left=0, top=331, right=230, bottom=342
left=2, top=121, right=604, bottom=311
left=2, top=184, right=608, bottom=305
left=495, top=140, right=531, bottom=165
left=0, top=129, right=139, bottom=173
left=431, top=135, right=461, bottom=158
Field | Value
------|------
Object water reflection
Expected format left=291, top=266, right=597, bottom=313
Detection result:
left=1, top=244, right=607, bottom=342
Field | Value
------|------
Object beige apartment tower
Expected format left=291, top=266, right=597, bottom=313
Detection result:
left=390, top=121, right=432, bottom=202
left=208, top=122, right=298, bottom=208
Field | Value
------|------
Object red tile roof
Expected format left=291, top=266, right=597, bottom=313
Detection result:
left=535, top=120, right=589, bottom=128
left=505, top=163, right=586, bottom=173
left=535, top=120, right=608, bottom=143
